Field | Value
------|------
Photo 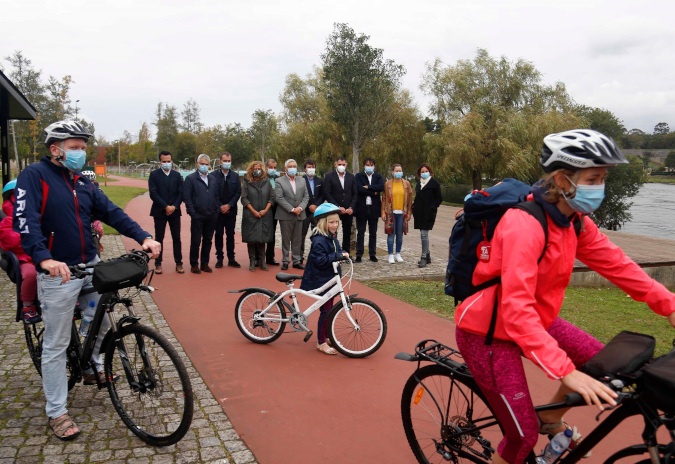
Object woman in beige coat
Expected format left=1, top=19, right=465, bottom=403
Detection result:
left=381, top=164, right=413, bottom=263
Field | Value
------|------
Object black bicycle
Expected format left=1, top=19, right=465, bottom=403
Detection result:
left=8, top=250, right=194, bottom=447
left=396, top=333, right=675, bottom=463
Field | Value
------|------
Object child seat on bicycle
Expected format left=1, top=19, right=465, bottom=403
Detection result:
left=454, top=129, right=675, bottom=464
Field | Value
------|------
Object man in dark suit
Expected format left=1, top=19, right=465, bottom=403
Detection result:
left=148, top=151, right=184, bottom=274
left=354, top=157, right=384, bottom=262
left=322, top=156, right=357, bottom=254
left=209, top=151, right=242, bottom=268
left=300, top=159, right=324, bottom=263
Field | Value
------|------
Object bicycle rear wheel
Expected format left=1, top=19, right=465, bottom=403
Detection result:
left=104, top=324, right=193, bottom=446
left=401, top=365, right=503, bottom=464
left=234, top=289, right=286, bottom=343
left=327, top=297, right=386, bottom=358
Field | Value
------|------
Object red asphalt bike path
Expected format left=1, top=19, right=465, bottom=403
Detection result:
left=110, top=174, right=657, bottom=463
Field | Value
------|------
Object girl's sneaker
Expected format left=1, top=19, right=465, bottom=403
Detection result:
left=22, top=306, right=41, bottom=324
left=388, top=255, right=395, bottom=264
left=395, top=253, right=404, bottom=262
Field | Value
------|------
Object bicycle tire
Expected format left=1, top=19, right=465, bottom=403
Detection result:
left=606, top=444, right=669, bottom=463
left=104, top=323, right=193, bottom=446
left=327, top=297, right=387, bottom=358
left=24, top=320, right=79, bottom=391
left=234, top=289, right=286, bottom=344
left=401, top=364, right=504, bottom=464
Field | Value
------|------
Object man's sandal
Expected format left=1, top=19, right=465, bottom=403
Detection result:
left=49, top=414, right=80, bottom=441
left=539, top=419, right=590, bottom=458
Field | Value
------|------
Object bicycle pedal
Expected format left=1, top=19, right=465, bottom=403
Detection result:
left=303, top=331, right=313, bottom=343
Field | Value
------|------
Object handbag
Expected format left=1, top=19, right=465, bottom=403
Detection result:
left=92, top=253, right=149, bottom=293
left=384, top=213, right=394, bottom=235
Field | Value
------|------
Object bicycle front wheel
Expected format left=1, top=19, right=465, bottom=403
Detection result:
left=327, top=297, right=387, bottom=358
left=401, top=365, right=503, bottom=464
left=104, top=324, right=193, bottom=446
left=234, top=289, right=286, bottom=343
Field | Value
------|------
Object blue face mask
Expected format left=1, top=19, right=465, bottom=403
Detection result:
left=198, top=165, right=209, bottom=174
left=364, top=166, right=375, bottom=175
left=420, top=172, right=431, bottom=180
left=287, top=167, right=297, bottom=176
left=565, top=177, right=605, bottom=214
left=58, top=147, right=86, bottom=171
left=394, top=172, right=403, bottom=179
left=268, top=168, right=277, bottom=177
left=221, top=162, right=231, bottom=170
left=161, top=162, right=172, bottom=171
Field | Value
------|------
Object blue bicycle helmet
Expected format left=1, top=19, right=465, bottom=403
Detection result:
left=314, top=202, right=341, bottom=220
left=2, top=180, right=17, bottom=195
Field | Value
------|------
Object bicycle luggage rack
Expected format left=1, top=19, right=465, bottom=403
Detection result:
left=395, top=339, right=472, bottom=377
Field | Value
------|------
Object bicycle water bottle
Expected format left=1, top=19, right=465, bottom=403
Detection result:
left=79, top=300, right=96, bottom=337
left=535, top=428, right=573, bottom=464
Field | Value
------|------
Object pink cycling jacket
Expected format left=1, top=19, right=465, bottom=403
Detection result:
left=455, top=203, right=675, bottom=380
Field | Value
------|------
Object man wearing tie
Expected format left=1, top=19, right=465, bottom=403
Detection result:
left=275, top=159, right=309, bottom=270
left=322, top=156, right=357, bottom=255
left=148, top=151, right=184, bottom=274
left=354, top=157, right=384, bottom=262
left=300, top=159, right=324, bottom=264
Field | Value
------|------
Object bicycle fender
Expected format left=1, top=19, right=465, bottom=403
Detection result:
left=394, top=352, right=419, bottom=362
left=228, top=287, right=271, bottom=294
left=98, top=315, right=141, bottom=355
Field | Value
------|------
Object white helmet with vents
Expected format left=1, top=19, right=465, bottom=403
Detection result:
left=540, top=129, right=628, bottom=173
left=44, top=120, right=92, bottom=148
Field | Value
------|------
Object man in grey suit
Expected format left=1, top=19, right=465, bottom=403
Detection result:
left=275, top=159, right=309, bottom=270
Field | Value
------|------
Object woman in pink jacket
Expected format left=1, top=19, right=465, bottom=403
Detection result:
left=454, top=129, right=675, bottom=464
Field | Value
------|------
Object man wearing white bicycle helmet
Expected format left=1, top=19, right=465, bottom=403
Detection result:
left=14, top=120, right=161, bottom=441
left=454, top=129, right=675, bottom=463
left=300, top=203, right=350, bottom=355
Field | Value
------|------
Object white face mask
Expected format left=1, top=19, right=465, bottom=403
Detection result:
left=306, top=168, right=316, bottom=177
left=336, top=165, right=346, bottom=174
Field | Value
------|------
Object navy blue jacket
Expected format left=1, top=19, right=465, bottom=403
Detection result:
left=183, top=171, right=219, bottom=219
left=303, top=175, right=324, bottom=216
left=208, top=169, right=241, bottom=213
left=14, top=156, right=150, bottom=267
left=148, top=168, right=183, bottom=217
left=354, top=171, right=385, bottom=216
left=300, top=232, right=343, bottom=292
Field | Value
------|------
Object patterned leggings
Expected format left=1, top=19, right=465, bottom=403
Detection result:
left=455, top=318, right=604, bottom=463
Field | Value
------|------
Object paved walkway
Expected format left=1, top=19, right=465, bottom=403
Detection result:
left=1, top=174, right=674, bottom=463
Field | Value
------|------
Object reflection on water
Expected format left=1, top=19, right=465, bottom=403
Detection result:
left=622, top=183, right=675, bottom=239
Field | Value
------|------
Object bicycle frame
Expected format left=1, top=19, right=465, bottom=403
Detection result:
left=243, top=261, right=358, bottom=330
left=398, top=340, right=675, bottom=464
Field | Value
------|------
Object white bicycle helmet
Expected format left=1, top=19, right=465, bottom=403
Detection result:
left=540, top=129, right=628, bottom=173
left=81, top=170, right=97, bottom=182
left=44, top=120, right=92, bottom=148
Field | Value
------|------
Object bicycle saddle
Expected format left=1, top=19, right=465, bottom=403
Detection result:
left=276, top=273, right=303, bottom=283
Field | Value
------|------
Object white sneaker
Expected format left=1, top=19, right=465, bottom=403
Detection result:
left=395, top=253, right=404, bottom=262
left=388, top=254, right=395, bottom=264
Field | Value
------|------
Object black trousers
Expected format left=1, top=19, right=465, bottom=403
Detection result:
left=214, top=211, right=237, bottom=262
left=356, top=206, right=379, bottom=258
left=300, top=215, right=316, bottom=260
left=339, top=213, right=353, bottom=254
left=154, top=213, right=182, bottom=266
left=189, top=215, right=217, bottom=267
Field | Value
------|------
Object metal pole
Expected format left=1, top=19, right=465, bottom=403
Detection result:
left=118, top=140, right=121, bottom=175
left=75, top=100, right=79, bottom=120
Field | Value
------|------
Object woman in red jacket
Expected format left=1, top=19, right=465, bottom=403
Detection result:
left=0, top=180, right=39, bottom=323
left=454, top=129, right=675, bottom=464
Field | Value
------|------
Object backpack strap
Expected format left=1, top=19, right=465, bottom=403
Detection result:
left=485, top=201, right=548, bottom=345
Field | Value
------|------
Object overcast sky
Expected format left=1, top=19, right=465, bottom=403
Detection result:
left=3, top=0, right=674, bottom=142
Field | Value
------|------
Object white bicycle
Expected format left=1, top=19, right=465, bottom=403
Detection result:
left=231, top=257, right=387, bottom=358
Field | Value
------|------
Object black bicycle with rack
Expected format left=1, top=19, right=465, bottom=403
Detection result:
left=396, top=331, right=675, bottom=464
left=3, top=249, right=194, bottom=447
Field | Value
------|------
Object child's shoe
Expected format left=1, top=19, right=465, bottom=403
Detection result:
left=22, top=306, right=41, bottom=324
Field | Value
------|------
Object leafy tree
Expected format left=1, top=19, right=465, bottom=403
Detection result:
left=575, top=105, right=625, bottom=140
left=623, top=128, right=645, bottom=149
left=154, top=102, right=179, bottom=154
left=421, top=48, right=581, bottom=188
left=591, top=156, right=645, bottom=230
left=321, top=23, right=405, bottom=172
left=654, top=122, right=670, bottom=135
left=664, top=151, right=675, bottom=170
left=180, top=98, right=203, bottom=134
left=175, top=131, right=198, bottom=162
left=249, top=109, right=279, bottom=163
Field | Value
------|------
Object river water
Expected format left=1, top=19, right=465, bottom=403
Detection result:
left=622, top=183, right=675, bottom=240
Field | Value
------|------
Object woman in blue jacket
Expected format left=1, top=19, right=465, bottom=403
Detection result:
left=300, top=203, right=349, bottom=355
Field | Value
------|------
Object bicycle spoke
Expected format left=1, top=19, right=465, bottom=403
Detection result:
left=235, top=290, right=286, bottom=343
left=328, top=298, right=386, bottom=358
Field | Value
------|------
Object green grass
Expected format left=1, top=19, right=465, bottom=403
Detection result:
left=365, top=280, right=674, bottom=356
left=98, top=185, right=148, bottom=235
left=646, top=175, right=675, bottom=185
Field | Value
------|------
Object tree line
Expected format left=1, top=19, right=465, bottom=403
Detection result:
left=4, top=23, right=672, bottom=229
